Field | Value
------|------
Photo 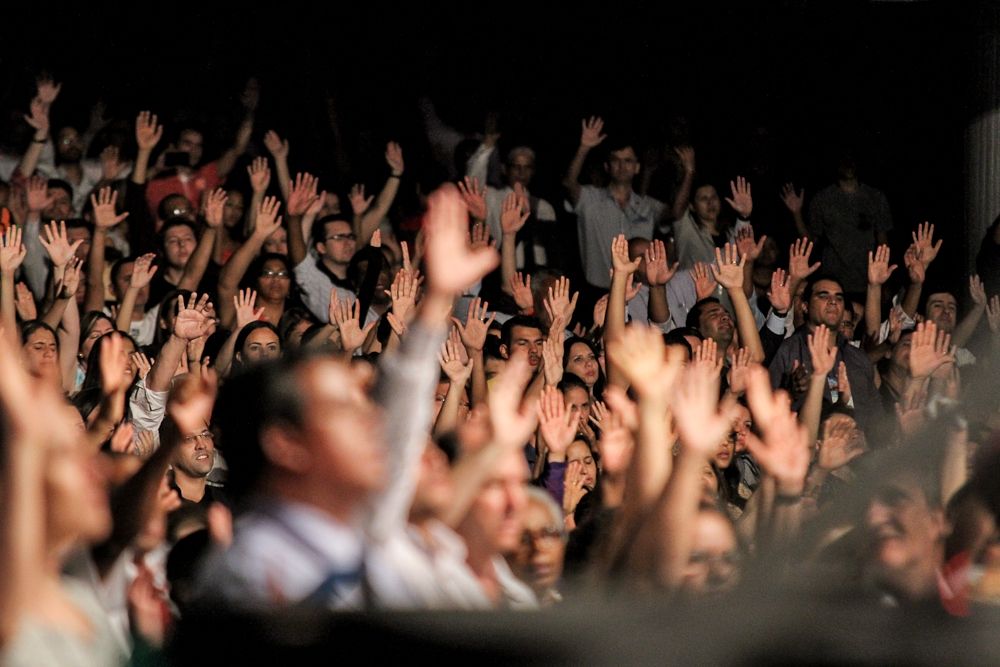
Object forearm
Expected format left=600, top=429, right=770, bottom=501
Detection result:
left=792, top=211, right=810, bottom=240
left=953, top=307, right=986, bottom=349
left=17, top=138, right=46, bottom=178
left=500, top=235, right=517, bottom=296
left=84, top=389, right=126, bottom=450
left=648, top=284, right=670, bottom=324
left=654, top=451, right=708, bottom=587
left=273, top=156, right=291, bottom=202
left=357, top=176, right=401, bottom=245
left=214, top=117, right=252, bottom=179
left=177, top=227, right=215, bottom=290
left=131, top=148, right=152, bottom=185
left=469, top=349, right=487, bottom=406
left=801, top=375, right=826, bottom=444
left=217, top=236, right=266, bottom=328
left=287, top=214, right=308, bottom=266
left=432, top=381, right=464, bottom=437
left=84, top=229, right=108, bottom=312
left=900, top=280, right=922, bottom=319
left=116, top=288, right=140, bottom=332
left=671, top=170, right=695, bottom=221
left=728, top=287, right=764, bottom=362
left=58, top=296, right=80, bottom=393
left=562, top=146, right=590, bottom=204
left=1, top=272, right=16, bottom=340
left=147, top=335, right=186, bottom=392
left=624, top=399, right=672, bottom=513
left=604, top=274, right=630, bottom=387
left=865, top=284, right=882, bottom=338
left=243, top=190, right=264, bottom=238
left=214, top=328, right=240, bottom=378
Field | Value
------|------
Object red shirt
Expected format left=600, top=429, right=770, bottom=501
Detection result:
left=146, top=162, right=221, bottom=219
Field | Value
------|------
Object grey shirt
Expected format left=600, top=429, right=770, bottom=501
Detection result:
left=575, top=186, right=664, bottom=288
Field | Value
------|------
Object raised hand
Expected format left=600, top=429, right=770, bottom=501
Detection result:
left=727, top=347, right=752, bottom=395
left=173, top=293, right=215, bottom=340
left=911, top=221, right=942, bottom=269
left=867, top=244, right=897, bottom=286
left=969, top=274, right=987, bottom=306
left=768, top=268, right=792, bottom=313
left=488, top=354, right=539, bottom=449
left=908, top=320, right=955, bottom=379
left=592, top=293, right=609, bottom=328
left=234, top=289, right=264, bottom=329
left=39, top=220, right=82, bottom=267
left=725, top=175, right=753, bottom=219
left=385, top=141, right=404, bottom=176
left=643, top=238, right=677, bottom=286
left=348, top=184, right=373, bottom=216
left=744, top=365, right=811, bottom=495
left=59, top=257, right=83, bottom=298
left=538, top=385, right=578, bottom=458
left=580, top=116, right=606, bottom=148
left=692, top=337, right=723, bottom=376
left=807, top=324, right=836, bottom=377
left=253, top=196, right=282, bottom=239
left=692, top=261, right=718, bottom=300
left=711, top=243, right=745, bottom=290
left=673, top=358, right=741, bottom=458
left=90, top=186, right=129, bottom=229
left=247, top=157, right=271, bottom=194
left=451, top=297, right=495, bottom=352
left=131, top=351, right=152, bottom=382
left=469, top=222, right=491, bottom=252
left=780, top=183, right=804, bottom=215
left=903, top=245, right=925, bottom=285
left=439, top=331, right=474, bottom=385
left=135, top=111, right=163, bottom=151
left=818, top=416, right=865, bottom=471
left=263, top=130, right=289, bottom=160
left=168, top=369, right=219, bottom=439
left=836, top=361, right=853, bottom=405
left=0, top=225, right=27, bottom=273
left=987, top=294, right=1000, bottom=334
left=387, top=266, right=421, bottom=325
left=35, top=77, right=61, bottom=105
left=735, top=225, right=766, bottom=263
left=129, top=253, right=159, bottom=289
left=330, top=291, right=376, bottom=353
left=99, top=332, right=130, bottom=395
left=24, top=97, right=49, bottom=136
left=100, top=145, right=127, bottom=181
left=509, top=272, right=534, bottom=312
left=202, top=188, right=227, bottom=228
left=13, top=282, right=36, bottom=321
left=607, top=325, right=681, bottom=400
left=423, top=184, right=500, bottom=295
left=788, top=238, right=821, bottom=284
left=611, top=233, right=641, bottom=276
left=500, top=190, right=529, bottom=236
left=541, top=334, right=564, bottom=386
left=286, top=172, right=320, bottom=216
left=675, top=145, right=696, bottom=174
left=456, top=176, right=487, bottom=222
left=544, top=276, right=579, bottom=325
left=26, top=175, right=54, bottom=213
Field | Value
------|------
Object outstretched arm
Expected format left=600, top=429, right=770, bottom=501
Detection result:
left=354, top=142, right=404, bottom=245
left=563, top=116, right=605, bottom=205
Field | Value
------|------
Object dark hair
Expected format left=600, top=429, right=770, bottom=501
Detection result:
left=233, top=321, right=281, bottom=371
left=603, top=137, right=639, bottom=160
left=310, top=214, right=352, bottom=248
left=500, top=315, right=544, bottom=350
left=81, top=311, right=115, bottom=341
left=802, top=274, right=844, bottom=304
left=72, top=331, right=140, bottom=422
left=278, top=307, right=316, bottom=346
left=562, top=337, right=606, bottom=396
left=918, top=283, right=957, bottom=319
left=483, top=335, right=504, bottom=361
left=245, top=252, right=297, bottom=296
left=558, top=372, right=590, bottom=396
left=64, top=218, right=93, bottom=235
left=157, top=194, right=195, bottom=222
left=663, top=328, right=697, bottom=358
left=686, top=297, right=722, bottom=330
left=20, top=320, right=58, bottom=350
left=47, top=178, right=73, bottom=199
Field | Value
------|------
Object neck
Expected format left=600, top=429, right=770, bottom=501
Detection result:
left=321, top=257, right=348, bottom=280
left=838, top=178, right=859, bottom=193
left=608, top=182, right=633, bottom=200
left=165, top=265, right=184, bottom=284
left=174, top=471, right=207, bottom=502
left=884, top=556, right=942, bottom=604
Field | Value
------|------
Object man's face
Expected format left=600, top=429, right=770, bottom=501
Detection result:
left=865, top=476, right=946, bottom=592
left=698, top=302, right=735, bottom=348
left=177, top=130, right=204, bottom=166
left=605, top=147, right=640, bottom=185
left=680, top=510, right=739, bottom=596
left=319, top=221, right=356, bottom=265
left=691, top=185, right=720, bottom=223
left=173, top=426, right=215, bottom=479
left=807, top=280, right=845, bottom=329
left=43, top=187, right=73, bottom=220
left=163, top=225, right=197, bottom=269
left=505, top=152, right=536, bottom=187
left=67, top=226, right=91, bottom=262
left=461, top=448, right=528, bottom=555
left=297, top=360, right=386, bottom=495
left=503, top=326, right=545, bottom=368
left=512, top=498, right=566, bottom=594
left=57, top=127, right=84, bottom=162
left=889, top=332, right=913, bottom=373
left=925, top=293, right=957, bottom=334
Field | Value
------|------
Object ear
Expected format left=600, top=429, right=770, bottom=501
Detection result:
left=315, top=241, right=327, bottom=256
left=260, top=425, right=312, bottom=474
left=499, top=344, right=510, bottom=360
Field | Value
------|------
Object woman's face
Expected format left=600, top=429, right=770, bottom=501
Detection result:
left=263, top=226, right=288, bottom=256
left=23, top=329, right=59, bottom=381
left=680, top=510, right=739, bottom=596
left=565, top=342, right=599, bottom=388
left=223, top=190, right=245, bottom=229
left=121, top=338, right=139, bottom=383
left=239, top=327, right=281, bottom=364
left=692, top=185, right=721, bottom=223
left=81, top=318, right=115, bottom=363
left=713, top=435, right=735, bottom=470
left=732, top=405, right=752, bottom=454
left=562, top=386, right=591, bottom=431
left=257, top=258, right=292, bottom=303
left=701, top=464, right=719, bottom=501
left=513, top=499, right=566, bottom=595
left=567, top=439, right=598, bottom=489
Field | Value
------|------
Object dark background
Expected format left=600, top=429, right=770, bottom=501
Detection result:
left=0, top=1, right=978, bottom=280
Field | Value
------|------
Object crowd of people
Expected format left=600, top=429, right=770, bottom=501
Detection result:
left=0, top=74, right=998, bottom=664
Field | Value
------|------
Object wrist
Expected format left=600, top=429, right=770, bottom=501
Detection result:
left=547, top=450, right=566, bottom=463
left=774, top=488, right=804, bottom=503
left=32, top=132, right=48, bottom=143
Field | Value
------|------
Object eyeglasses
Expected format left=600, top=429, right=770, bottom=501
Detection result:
left=520, top=527, right=563, bottom=546
left=326, top=233, right=356, bottom=242
left=261, top=270, right=290, bottom=279
left=688, top=550, right=741, bottom=568
left=182, top=430, right=214, bottom=443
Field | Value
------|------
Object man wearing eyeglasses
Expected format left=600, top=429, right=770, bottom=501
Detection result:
left=164, top=415, right=227, bottom=508
left=293, top=214, right=364, bottom=323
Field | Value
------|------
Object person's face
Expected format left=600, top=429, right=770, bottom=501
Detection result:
left=297, top=359, right=386, bottom=495
left=691, top=185, right=721, bottom=223
left=605, top=147, right=640, bottom=185
left=57, top=127, right=84, bottom=162
left=23, top=328, right=59, bottom=381
left=505, top=152, right=536, bottom=187
left=792, top=280, right=808, bottom=327
left=284, top=319, right=312, bottom=349
left=81, top=318, right=115, bottom=362
left=46, top=432, right=111, bottom=545
left=807, top=280, right=845, bottom=329
left=319, top=221, right=356, bottom=265
left=319, top=192, right=341, bottom=218
left=503, top=326, right=544, bottom=368
left=412, top=442, right=454, bottom=520
left=173, top=423, right=215, bottom=479
left=461, top=449, right=528, bottom=555
left=163, top=224, right=197, bottom=269
left=731, top=405, right=752, bottom=454
left=566, top=439, right=598, bottom=489
left=432, top=379, right=470, bottom=422
left=513, top=499, right=565, bottom=594
left=223, top=190, right=245, bottom=229
left=43, top=187, right=73, bottom=220
left=839, top=309, right=857, bottom=340
left=263, top=226, right=288, bottom=256
left=889, top=332, right=913, bottom=372
left=698, top=302, right=734, bottom=347
left=113, top=260, right=149, bottom=307
left=177, top=130, right=204, bottom=166
left=565, top=342, right=599, bottom=388
left=562, top=386, right=591, bottom=433
left=239, top=327, right=281, bottom=364
left=257, top=258, right=291, bottom=303
left=680, top=511, right=740, bottom=596
left=713, top=434, right=735, bottom=469
left=925, top=293, right=957, bottom=334
left=66, top=226, right=91, bottom=263
left=865, top=476, right=946, bottom=590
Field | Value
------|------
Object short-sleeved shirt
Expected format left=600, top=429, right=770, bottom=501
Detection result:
left=808, top=184, right=893, bottom=293
left=575, top=186, right=664, bottom=288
